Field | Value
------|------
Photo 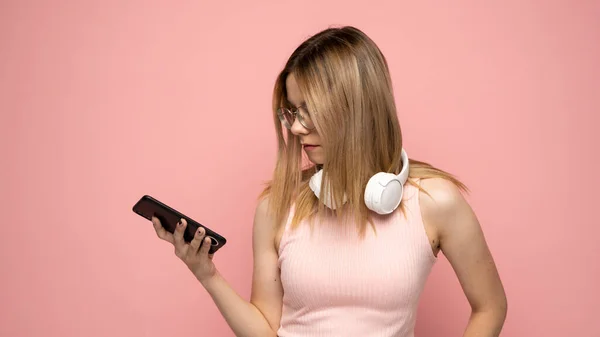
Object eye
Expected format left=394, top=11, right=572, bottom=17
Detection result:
left=300, top=104, right=310, bottom=115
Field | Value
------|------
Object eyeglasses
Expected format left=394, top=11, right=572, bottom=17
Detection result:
left=277, top=104, right=315, bottom=130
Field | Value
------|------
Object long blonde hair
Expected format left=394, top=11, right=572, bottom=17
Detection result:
left=259, top=26, right=467, bottom=236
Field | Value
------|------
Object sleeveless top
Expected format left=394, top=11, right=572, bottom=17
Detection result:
left=276, top=179, right=437, bottom=337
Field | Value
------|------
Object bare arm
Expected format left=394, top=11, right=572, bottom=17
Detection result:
left=200, top=197, right=283, bottom=336
left=420, top=178, right=507, bottom=337
left=152, top=197, right=283, bottom=337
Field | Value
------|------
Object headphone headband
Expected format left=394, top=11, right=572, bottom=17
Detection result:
left=397, top=148, right=409, bottom=184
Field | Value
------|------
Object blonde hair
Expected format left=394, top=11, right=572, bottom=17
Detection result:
left=259, top=26, right=467, bottom=236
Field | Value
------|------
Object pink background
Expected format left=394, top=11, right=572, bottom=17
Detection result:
left=1, top=1, right=598, bottom=336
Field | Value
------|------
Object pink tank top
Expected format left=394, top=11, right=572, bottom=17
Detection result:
left=277, top=180, right=437, bottom=337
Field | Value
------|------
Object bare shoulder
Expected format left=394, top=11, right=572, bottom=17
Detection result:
left=254, top=195, right=273, bottom=226
left=253, top=195, right=278, bottom=245
left=419, top=177, right=466, bottom=211
left=418, top=177, right=472, bottom=236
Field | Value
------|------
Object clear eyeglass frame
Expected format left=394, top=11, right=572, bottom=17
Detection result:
left=276, top=104, right=315, bottom=130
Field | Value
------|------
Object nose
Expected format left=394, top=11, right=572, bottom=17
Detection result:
left=290, top=117, right=310, bottom=136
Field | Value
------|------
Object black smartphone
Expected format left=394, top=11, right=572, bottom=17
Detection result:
left=132, top=195, right=227, bottom=255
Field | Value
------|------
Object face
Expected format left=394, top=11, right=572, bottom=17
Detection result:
left=284, top=73, right=324, bottom=165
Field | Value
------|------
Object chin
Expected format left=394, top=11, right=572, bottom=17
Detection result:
left=307, top=156, right=324, bottom=166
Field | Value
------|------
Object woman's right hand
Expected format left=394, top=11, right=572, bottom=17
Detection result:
left=151, top=217, right=217, bottom=283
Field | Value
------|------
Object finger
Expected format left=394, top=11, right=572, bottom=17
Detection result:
left=173, top=218, right=186, bottom=243
left=188, top=227, right=205, bottom=256
left=199, top=236, right=212, bottom=256
left=152, top=216, right=174, bottom=244
left=173, top=218, right=187, bottom=253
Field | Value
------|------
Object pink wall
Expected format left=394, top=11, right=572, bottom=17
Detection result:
left=1, top=1, right=598, bottom=336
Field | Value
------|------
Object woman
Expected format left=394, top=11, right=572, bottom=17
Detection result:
left=151, top=26, right=507, bottom=337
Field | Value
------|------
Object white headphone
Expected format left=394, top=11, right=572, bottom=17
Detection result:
left=309, top=148, right=410, bottom=215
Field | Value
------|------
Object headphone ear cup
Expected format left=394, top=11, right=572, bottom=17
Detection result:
left=309, top=169, right=347, bottom=209
left=364, top=172, right=404, bottom=215
left=309, top=169, right=323, bottom=198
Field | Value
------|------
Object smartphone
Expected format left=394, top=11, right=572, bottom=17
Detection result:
left=132, top=195, right=227, bottom=255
